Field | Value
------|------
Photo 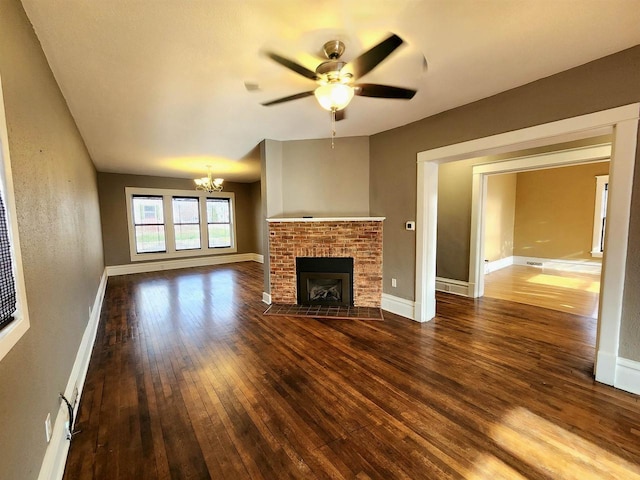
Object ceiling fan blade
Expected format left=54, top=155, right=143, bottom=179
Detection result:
left=335, top=109, right=346, bottom=121
left=354, top=83, right=416, bottom=99
left=348, top=34, right=404, bottom=80
left=261, top=91, right=315, bottom=106
left=264, top=51, right=318, bottom=80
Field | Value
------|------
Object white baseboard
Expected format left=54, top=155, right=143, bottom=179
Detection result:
left=262, top=292, right=272, bottom=305
left=615, top=357, right=640, bottom=396
left=484, top=256, right=514, bottom=274
left=381, top=293, right=415, bottom=321
left=595, top=350, right=617, bottom=385
left=435, top=277, right=470, bottom=297
left=38, top=270, right=108, bottom=480
left=513, top=256, right=602, bottom=274
left=105, top=252, right=263, bottom=276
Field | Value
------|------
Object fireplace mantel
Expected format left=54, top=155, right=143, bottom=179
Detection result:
left=267, top=216, right=385, bottom=223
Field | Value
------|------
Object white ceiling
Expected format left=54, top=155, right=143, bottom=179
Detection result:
left=21, top=0, right=640, bottom=183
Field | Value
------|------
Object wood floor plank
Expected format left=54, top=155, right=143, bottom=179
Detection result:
left=64, top=262, right=640, bottom=479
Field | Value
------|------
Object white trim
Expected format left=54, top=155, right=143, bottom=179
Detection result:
left=262, top=292, right=272, bottom=305
left=415, top=103, right=639, bottom=389
left=0, top=75, right=31, bottom=362
left=105, top=253, right=261, bottom=277
left=125, top=187, right=237, bottom=262
left=512, top=256, right=602, bottom=273
left=591, top=174, right=609, bottom=258
left=485, top=256, right=514, bottom=274
left=595, top=115, right=638, bottom=385
left=435, top=277, right=471, bottom=297
left=615, top=358, right=640, bottom=396
left=252, top=253, right=264, bottom=263
left=381, top=293, right=416, bottom=320
left=414, top=161, right=438, bottom=322
left=37, top=270, right=108, bottom=480
left=472, top=144, right=611, bottom=175
left=266, top=216, right=385, bottom=222
left=469, top=171, right=487, bottom=298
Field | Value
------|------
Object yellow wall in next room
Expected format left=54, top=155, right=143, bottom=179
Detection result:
left=513, top=161, right=610, bottom=261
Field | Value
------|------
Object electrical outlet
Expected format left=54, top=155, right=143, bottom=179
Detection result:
left=45, top=413, right=52, bottom=443
left=391, top=278, right=397, bottom=288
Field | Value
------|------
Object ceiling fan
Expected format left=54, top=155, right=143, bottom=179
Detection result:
left=261, top=33, right=417, bottom=121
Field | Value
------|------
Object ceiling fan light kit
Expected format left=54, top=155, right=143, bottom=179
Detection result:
left=314, top=83, right=354, bottom=111
left=261, top=33, right=418, bottom=148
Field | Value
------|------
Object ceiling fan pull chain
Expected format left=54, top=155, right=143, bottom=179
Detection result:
left=331, top=108, right=336, bottom=149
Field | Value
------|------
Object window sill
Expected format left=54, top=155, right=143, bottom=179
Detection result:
left=0, top=314, right=29, bottom=362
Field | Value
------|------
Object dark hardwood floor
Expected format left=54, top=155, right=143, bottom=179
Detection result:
left=64, top=261, right=640, bottom=479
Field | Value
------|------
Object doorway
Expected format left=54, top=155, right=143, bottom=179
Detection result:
left=470, top=143, right=610, bottom=303
left=482, top=156, right=609, bottom=318
left=415, top=103, right=639, bottom=387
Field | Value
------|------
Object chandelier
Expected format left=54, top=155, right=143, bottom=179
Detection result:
left=194, top=166, right=224, bottom=193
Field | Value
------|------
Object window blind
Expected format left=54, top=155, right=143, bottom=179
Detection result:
left=0, top=193, right=16, bottom=330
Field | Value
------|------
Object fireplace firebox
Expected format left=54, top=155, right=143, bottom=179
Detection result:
left=296, top=257, right=354, bottom=307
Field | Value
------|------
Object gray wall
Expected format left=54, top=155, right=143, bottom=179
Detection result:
left=281, top=136, right=370, bottom=216
left=259, top=136, right=370, bottom=295
left=97, top=172, right=261, bottom=266
left=0, top=1, right=105, bottom=479
left=249, top=180, right=263, bottom=255
left=370, top=45, right=640, bottom=361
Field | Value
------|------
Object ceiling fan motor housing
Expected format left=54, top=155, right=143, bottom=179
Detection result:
left=322, top=40, right=345, bottom=60
left=316, top=60, right=350, bottom=82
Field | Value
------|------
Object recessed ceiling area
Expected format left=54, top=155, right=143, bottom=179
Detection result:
left=21, top=0, right=640, bottom=182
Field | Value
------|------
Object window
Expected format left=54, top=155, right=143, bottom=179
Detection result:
left=132, top=196, right=166, bottom=253
left=0, top=193, right=16, bottom=332
left=591, top=175, right=609, bottom=258
left=207, top=198, right=231, bottom=248
left=125, top=187, right=236, bottom=261
left=0, top=76, right=30, bottom=362
left=173, top=197, right=201, bottom=250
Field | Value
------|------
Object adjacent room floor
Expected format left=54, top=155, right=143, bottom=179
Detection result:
left=484, top=264, right=601, bottom=318
left=63, top=262, right=640, bottom=479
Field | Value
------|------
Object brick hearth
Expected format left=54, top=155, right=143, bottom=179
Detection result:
left=267, top=218, right=384, bottom=308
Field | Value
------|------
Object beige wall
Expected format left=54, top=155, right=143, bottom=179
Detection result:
left=370, top=45, right=640, bottom=361
left=514, top=162, right=609, bottom=260
left=98, top=173, right=261, bottom=266
left=485, top=174, right=517, bottom=262
left=0, top=1, right=105, bottom=479
left=281, top=136, right=370, bottom=217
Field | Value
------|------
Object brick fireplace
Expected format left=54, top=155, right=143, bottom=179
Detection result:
left=267, top=217, right=384, bottom=308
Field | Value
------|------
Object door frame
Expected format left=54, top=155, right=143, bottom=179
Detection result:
left=468, top=142, right=612, bottom=299
left=415, top=103, right=639, bottom=387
